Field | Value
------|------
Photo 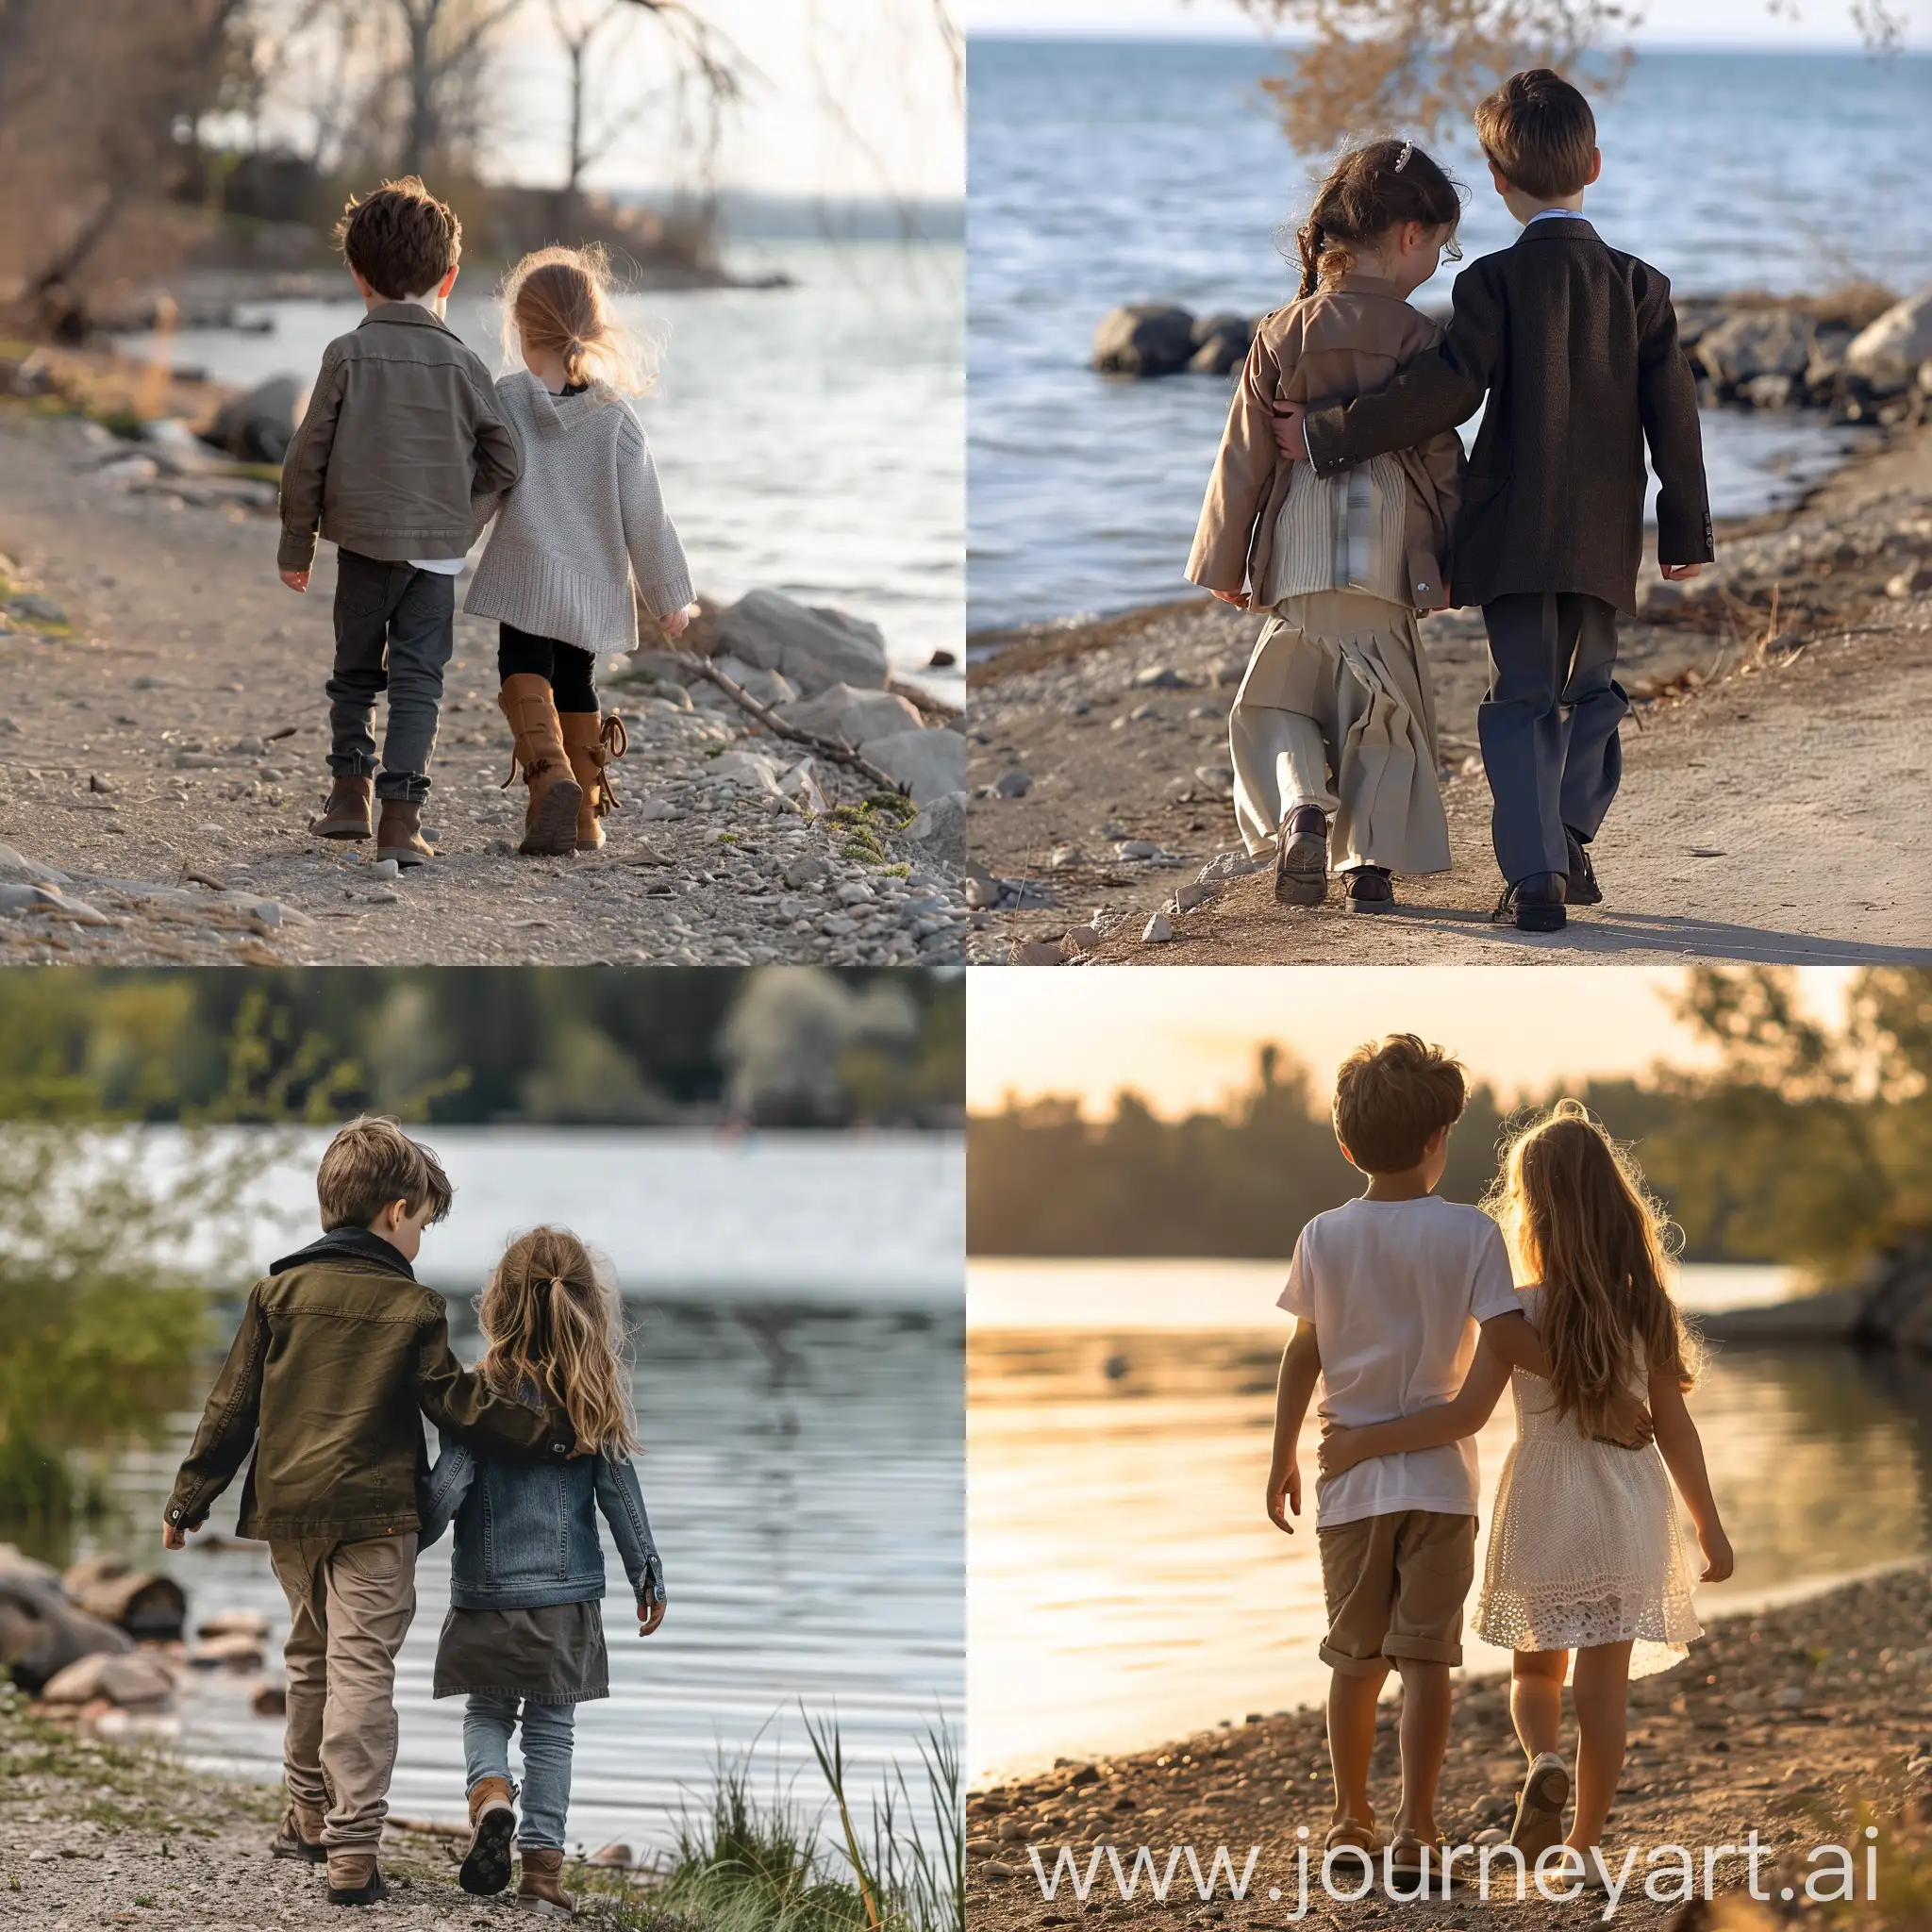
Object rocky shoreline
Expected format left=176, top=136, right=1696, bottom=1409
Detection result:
left=0, top=373, right=967, bottom=967
left=967, top=1562, right=1932, bottom=1930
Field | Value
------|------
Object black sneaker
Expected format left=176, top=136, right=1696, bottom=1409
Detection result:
left=1493, top=873, right=1567, bottom=932
left=1274, top=806, right=1328, bottom=907
left=1564, top=827, right=1603, bottom=907
left=1342, top=866, right=1394, bottom=912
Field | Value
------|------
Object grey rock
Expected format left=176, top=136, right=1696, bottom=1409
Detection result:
left=1198, top=849, right=1267, bottom=883
left=708, top=655, right=800, bottom=708
left=1742, top=372, right=1795, bottom=408
left=836, top=881, right=875, bottom=905
left=865, top=727, right=965, bottom=806
left=991, top=768, right=1032, bottom=798
left=208, top=375, right=303, bottom=464
left=1187, top=312, right=1255, bottom=376
left=1131, top=665, right=1188, bottom=689
left=714, top=589, right=890, bottom=695
left=1091, top=304, right=1197, bottom=378
left=708, top=749, right=784, bottom=793
left=774, top=682, right=922, bottom=747
left=1010, top=939, right=1065, bottom=967
left=1191, top=765, right=1234, bottom=797
left=1115, top=840, right=1160, bottom=860
left=901, top=791, right=966, bottom=860
left=1063, top=924, right=1101, bottom=953
left=1048, top=845, right=1085, bottom=869
left=1174, top=880, right=1216, bottom=912
left=368, top=858, right=401, bottom=881
left=1847, top=291, right=1932, bottom=384
left=1887, top=563, right=1932, bottom=599
left=0, top=882, right=60, bottom=914
left=822, top=914, right=860, bottom=937
left=964, top=864, right=1002, bottom=911
left=1696, top=308, right=1811, bottom=384
left=1141, top=911, right=1174, bottom=943
left=783, top=853, right=830, bottom=890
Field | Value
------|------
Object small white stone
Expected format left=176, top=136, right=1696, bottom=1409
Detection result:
left=1141, top=912, right=1174, bottom=943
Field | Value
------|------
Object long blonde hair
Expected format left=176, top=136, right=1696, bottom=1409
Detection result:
left=498, top=242, right=657, bottom=395
left=1483, top=1101, right=1698, bottom=1440
left=477, top=1226, right=639, bottom=1459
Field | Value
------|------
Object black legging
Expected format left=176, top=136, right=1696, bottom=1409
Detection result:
left=499, top=623, right=598, bottom=714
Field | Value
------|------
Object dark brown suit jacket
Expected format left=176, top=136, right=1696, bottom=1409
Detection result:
left=1302, top=220, right=1713, bottom=615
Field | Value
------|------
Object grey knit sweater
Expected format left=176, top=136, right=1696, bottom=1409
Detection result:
left=463, top=372, right=693, bottom=652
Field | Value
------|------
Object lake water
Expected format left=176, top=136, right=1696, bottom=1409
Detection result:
left=966, top=1257, right=1932, bottom=1785
left=67, top=1131, right=965, bottom=1859
left=966, top=40, right=1929, bottom=635
left=112, top=240, right=966, bottom=694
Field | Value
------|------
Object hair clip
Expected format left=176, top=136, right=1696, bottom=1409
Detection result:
left=1394, top=141, right=1414, bottom=173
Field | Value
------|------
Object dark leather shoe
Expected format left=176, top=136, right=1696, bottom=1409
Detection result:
left=308, top=774, right=373, bottom=841
left=1494, top=872, right=1567, bottom=932
left=1564, top=827, right=1603, bottom=906
left=1274, top=805, right=1328, bottom=907
left=1342, top=866, right=1394, bottom=912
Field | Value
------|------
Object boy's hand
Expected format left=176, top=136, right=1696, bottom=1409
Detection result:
left=638, top=1596, right=667, bottom=1636
left=1659, top=562, right=1703, bottom=581
left=657, top=604, right=695, bottom=640
left=161, top=1518, right=188, bottom=1551
left=1316, top=1422, right=1363, bottom=1478
left=1265, top=1459, right=1301, bottom=1534
left=1210, top=588, right=1250, bottom=610
left=1273, top=402, right=1310, bottom=463
left=280, top=570, right=310, bottom=593
left=1698, top=1525, right=1734, bottom=1584
left=1595, top=1391, right=1656, bottom=1450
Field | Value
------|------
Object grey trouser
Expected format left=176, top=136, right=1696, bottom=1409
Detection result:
left=1478, top=591, right=1626, bottom=885
left=326, top=550, right=455, bottom=803
left=270, top=1531, right=419, bottom=1853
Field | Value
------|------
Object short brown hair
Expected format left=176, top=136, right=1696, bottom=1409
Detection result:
left=334, top=177, right=461, bottom=301
left=1332, top=1035, right=1467, bottom=1174
left=315, top=1116, right=454, bottom=1231
left=1474, top=68, right=1597, bottom=201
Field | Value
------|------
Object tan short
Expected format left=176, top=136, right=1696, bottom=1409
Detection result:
left=1316, top=1510, right=1475, bottom=1676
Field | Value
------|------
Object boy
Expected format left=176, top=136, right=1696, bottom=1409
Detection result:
left=1265, top=1035, right=1549, bottom=1874
left=1275, top=71, right=1712, bottom=932
left=162, top=1118, right=572, bottom=1908
left=277, top=177, right=522, bottom=869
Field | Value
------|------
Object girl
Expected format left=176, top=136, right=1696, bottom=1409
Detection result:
left=1318, top=1102, right=1733, bottom=1875
left=1187, top=140, right=1466, bottom=914
left=421, top=1227, right=667, bottom=1919
left=466, top=245, right=697, bottom=857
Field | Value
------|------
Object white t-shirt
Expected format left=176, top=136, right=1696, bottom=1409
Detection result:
left=1278, top=1195, right=1521, bottom=1529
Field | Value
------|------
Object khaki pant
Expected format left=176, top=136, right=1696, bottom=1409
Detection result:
left=1317, top=1510, right=1474, bottom=1675
left=269, top=1532, right=419, bottom=1852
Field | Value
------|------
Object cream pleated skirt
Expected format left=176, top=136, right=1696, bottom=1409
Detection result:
left=1228, top=589, right=1449, bottom=875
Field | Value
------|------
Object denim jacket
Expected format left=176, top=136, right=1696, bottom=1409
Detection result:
left=420, top=1430, right=666, bottom=1612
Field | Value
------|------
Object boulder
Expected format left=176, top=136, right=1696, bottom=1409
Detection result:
left=1188, top=311, right=1255, bottom=377
left=1845, top=291, right=1932, bottom=386
left=713, top=590, right=890, bottom=696
left=708, top=655, right=797, bottom=709
left=864, top=728, right=965, bottom=806
left=1695, top=309, right=1811, bottom=385
left=901, top=790, right=966, bottom=862
left=38, top=1650, right=175, bottom=1709
left=208, top=375, right=303, bottom=464
left=0, top=1574, right=133, bottom=1694
left=1091, top=305, right=1197, bottom=378
left=707, top=749, right=784, bottom=793
left=774, top=683, right=923, bottom=749
left=61, top=1557, right=187, bottom=1640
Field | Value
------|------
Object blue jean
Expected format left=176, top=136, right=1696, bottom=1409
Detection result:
left=463, top=1695, right=576, bottom=1852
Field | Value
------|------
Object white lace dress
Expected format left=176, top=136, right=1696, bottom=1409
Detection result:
left=1474, top=1289, right=1701, bottom=1678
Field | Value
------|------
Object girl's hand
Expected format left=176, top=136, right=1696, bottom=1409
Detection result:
left=1317, top=1423, right=1363, bottom=1477
left=1273, top=402, right=1310, bottom=462
left=639, top=1595, right=667, bottom=1636
left=657, top=604, right=695, bottom=640
left=1210, top=588, right=1250, bottom=610
left=1697, top=1525, right=1734, bottom=1584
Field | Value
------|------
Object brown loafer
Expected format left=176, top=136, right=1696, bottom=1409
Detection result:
left=308, top=774, right=373, bottom=841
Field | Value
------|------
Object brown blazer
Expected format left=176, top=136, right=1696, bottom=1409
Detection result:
left=277, top=303, right=524, bottom=575
left=1301, top=221, right=1712, bottom=615
left=1187, top=278, right=1463, bottom=611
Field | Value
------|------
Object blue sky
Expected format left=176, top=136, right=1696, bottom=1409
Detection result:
left=960, top=0, right=1927, bottom=47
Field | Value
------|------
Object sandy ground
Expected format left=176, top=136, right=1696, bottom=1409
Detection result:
left=966, top=1561, right=1932, bottom=1931
left=966, top=423, right=1932, bottom=967
left=0, top=1680, right=660, bottom=1927
left=0, top=408, right=965, bottom=968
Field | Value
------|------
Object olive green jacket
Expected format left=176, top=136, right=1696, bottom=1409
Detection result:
left=164, top=1229, right=572, bottom=1543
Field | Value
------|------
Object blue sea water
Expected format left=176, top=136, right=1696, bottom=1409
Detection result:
left=967, top=38, right=1932, bottom=634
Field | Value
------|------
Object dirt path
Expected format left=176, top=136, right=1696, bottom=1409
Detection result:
left=967, top=1561, right=1932, bottom=1931
left=0, top=409, right=966, bottom=967
left=966, top=425, right=1932, bottom=967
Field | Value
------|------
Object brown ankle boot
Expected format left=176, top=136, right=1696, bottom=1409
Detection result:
left=308, top=774, right=374, bottom=841
left=499, top=675, right=584, bottom=857
left=375, top=798, right=434, bottom=866
left=517, top=1844, right=575, bottom=1917
left=269, top=1798, right=326, bottom=1862
left=559, top=711, right=627, bottom=853
left=459, top=1775, right=516, bottom=1896
left=324, top=1848, right=389, bottom=1906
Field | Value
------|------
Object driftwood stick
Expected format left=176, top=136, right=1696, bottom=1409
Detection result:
left=888, top=677, right=962, bottom=724
left=661, top=653, right=910, bottom=798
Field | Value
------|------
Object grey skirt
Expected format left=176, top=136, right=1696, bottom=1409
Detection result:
left=433, top=1601, right=609, bottom=1704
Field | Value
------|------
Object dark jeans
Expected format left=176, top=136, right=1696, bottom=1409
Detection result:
left=1478, top=591, right=1627, bottom=886
left=326, top=551, right=455, bottom=805
left=498, top=624, right=598, bottom=715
